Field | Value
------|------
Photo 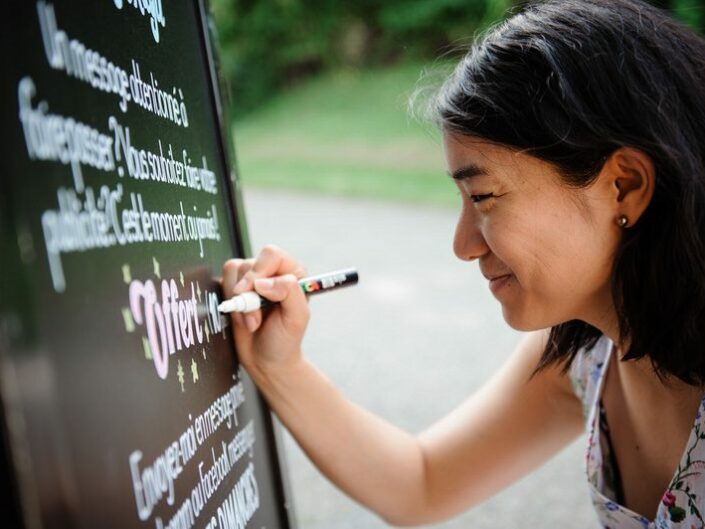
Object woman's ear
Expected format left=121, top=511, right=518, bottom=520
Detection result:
left=603, top=147, right=655, bottom=226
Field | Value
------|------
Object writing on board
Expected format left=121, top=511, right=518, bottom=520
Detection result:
left=38, top=183, right=220, bottom=292
left=18, top=7, right=222, bottom=293
left=38, top=3, right=180, bottom=119
left=129, top=379, right=262, bottom=529
left=129, top=271, right=224, bottom=379
left=112, top=0, right=166, bottom=44
left=6, top=2, right=289, bottom=527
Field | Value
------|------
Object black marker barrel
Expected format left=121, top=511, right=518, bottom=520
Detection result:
left=219, top=268, right=359, bottom=313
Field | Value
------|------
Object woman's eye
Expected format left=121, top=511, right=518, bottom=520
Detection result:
left=470, top=193, right=494, bottom=203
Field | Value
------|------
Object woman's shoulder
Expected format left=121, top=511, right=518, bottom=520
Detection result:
left=568, top=334, right=612, bottom=420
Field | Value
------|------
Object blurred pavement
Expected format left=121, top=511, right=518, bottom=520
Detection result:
left=243, top=189, right=596, bottom=528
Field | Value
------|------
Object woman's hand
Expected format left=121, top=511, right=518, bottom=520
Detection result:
left=222, top=245, right=309, bottom=378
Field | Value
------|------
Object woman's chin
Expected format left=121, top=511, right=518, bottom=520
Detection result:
left=501, top=306, right=547, bottom=332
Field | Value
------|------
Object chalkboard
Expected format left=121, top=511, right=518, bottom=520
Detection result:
left=0, top=2, right=295, bottom=529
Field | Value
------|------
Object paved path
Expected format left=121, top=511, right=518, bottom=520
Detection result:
left=243, top=189, right=595, bottom=528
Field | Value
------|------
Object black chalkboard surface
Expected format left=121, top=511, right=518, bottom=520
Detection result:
left=0, top=2, right=294, bottom=528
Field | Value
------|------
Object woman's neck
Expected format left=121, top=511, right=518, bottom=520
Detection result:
left=581, top=298, right=702, bottom=394
left=580, top=294, right=625, bottom=350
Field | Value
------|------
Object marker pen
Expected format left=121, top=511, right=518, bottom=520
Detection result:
left=218, top=268, right=359, bottom=313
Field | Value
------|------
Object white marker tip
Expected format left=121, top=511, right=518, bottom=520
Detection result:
left=218, top=299, right=239, bottom=313
left=218, top=292, right=261, bottom=314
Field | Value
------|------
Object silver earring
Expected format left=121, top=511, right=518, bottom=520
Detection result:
left=617, top=215, right=629, bottom=228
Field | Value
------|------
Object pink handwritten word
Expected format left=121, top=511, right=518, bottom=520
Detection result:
left=129, top=277, right=204, bottom=379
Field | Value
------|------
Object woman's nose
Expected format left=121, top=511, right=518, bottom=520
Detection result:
left=453, top=210, right=489, bottom=261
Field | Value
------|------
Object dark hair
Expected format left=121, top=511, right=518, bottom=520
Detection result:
left=431, top=0, right=705, bottom=385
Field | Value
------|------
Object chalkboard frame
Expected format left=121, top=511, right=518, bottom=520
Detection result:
left=0, top=1, right=298, bottom=527
left=195, top=1, right=298, bottom=527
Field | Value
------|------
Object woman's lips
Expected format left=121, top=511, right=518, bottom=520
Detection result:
left=489, top=274, right=512, bottom=295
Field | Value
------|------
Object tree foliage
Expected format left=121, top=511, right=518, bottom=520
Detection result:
left=209, top=0, right=705, bottom=116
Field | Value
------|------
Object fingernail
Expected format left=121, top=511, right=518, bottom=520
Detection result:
left=245, top=314, right=258, bottom=333
left=255, top=278, right=274, bottom=290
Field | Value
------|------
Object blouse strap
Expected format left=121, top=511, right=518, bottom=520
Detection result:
left=568, top=335, right=612, bottom=423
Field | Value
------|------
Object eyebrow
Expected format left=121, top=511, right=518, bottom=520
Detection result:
left=448, top=164, right=488, bottom=181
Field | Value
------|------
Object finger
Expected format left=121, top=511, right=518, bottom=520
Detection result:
left=244, top=313, right=260, bottom=333
left=254, top=275, right=299, bottom=303
left=292, top=265, right=307, bottom=279
left=236, top=258, right=255, bottom=282
left=223, top=258, right=245, bottom=295
left=224, top=260, right=254, bottom=331
left=232, top=261, right=255, bottom=294
left=231, top=311, right=246, bottom=330
left=241, top=272, right=301, bottom=334
left=243, top=245, right=305, bottom=286
left=224, top=258, right=255, bottom=295
left=276, top=275, right=308, bottom=313
left=254, top=274, right=309, bottom=327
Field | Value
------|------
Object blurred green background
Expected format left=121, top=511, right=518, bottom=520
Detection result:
left=211, top=0, right=705, bottom=207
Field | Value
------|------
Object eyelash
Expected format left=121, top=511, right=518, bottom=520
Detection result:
left=468, top=193, right=494, bottom=203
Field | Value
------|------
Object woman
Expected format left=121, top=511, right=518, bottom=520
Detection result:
left=223, top=0, right=705, bottom=526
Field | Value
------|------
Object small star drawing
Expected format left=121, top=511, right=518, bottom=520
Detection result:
left=142, top=337, right=152, bottom=360
left=191, top=358, right=199, bottom=384
left=152, top=257, right=161, bottom=279
left=121, top=264, right=131, bottom=284
left=177, top=360, right=185, bottom=392
left=122, top=308, right=135, bottom=333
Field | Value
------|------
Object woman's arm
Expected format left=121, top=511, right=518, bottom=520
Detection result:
left=222, top=248, right=584, bottom=526
left=416, top=329, right=584, bottom=523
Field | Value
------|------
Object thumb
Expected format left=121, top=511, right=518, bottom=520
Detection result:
left=254, top=274, right=307, bottom=307
left=254, top=274, right=309, bottom=328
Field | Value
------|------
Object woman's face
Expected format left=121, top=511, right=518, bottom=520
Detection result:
left=444, top=132, right=621, bottom=331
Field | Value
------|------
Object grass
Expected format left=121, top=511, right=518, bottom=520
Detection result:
left=231, top=62, right=459, bottom=207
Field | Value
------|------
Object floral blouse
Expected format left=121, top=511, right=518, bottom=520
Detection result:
left=569, top=334, right=705, bottom=528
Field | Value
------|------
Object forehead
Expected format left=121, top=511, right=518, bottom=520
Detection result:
left=444, top=132, right=523, bottom=170
left=442, top=132, right=560, bottom=184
